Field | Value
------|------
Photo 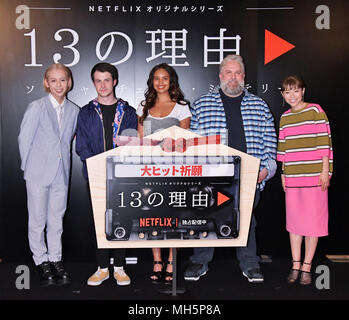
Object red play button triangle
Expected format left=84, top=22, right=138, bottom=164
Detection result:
left=217, top=192, right=230, bottom=206
left=264, top=29, right=295, bottom=64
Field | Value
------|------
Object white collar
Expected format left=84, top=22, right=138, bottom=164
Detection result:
left=49, top=94, right=65, bottom=109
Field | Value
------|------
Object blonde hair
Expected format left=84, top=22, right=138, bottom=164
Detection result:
left=43, top=63, right=73, bottom=93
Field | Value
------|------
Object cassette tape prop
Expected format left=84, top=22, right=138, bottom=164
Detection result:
left=86, top=126, right=260, bottom=248
left=106, top=155, right=240, bottom=241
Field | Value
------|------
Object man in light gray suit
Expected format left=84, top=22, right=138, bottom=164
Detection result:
left=18, top=63, right=79, bottom=287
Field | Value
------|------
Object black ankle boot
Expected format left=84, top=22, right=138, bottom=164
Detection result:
left=37, top=261, right=55, bottom=287
left=50, top=261, right=71, bottom=286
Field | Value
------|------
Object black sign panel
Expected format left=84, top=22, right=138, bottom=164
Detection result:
left=106, top=155, right=240, bottom=241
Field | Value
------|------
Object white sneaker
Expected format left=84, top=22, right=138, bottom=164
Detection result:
left=113, top=268, right=131, bottom=286
left=87, top=268, right=109, bottom=286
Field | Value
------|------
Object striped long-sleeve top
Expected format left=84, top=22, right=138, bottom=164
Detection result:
left=190, top=87, right=277, bottom=191
left=277, top=103, right=333, bottom=187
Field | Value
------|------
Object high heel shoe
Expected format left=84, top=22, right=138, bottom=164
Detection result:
left=299, top=262, right=312, bottom=286
left=151, top=261, right=163, bottom=284
left=287, top=260, right=301, bottom=284
left=164, top=261, right=173, bottom=285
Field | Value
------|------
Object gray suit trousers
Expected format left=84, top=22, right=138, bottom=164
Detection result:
left=26, top=161, right=67, bottom=266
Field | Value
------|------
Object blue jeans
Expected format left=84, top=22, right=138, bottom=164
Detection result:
left=190, top=189, right=261, bottom=273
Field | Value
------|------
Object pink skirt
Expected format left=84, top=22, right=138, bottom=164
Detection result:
left=285, top=186, right=328, bottom=237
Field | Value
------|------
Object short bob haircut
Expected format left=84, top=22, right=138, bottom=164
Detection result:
left=90, top=62, right=119, bottom=83
left=281, top=75, right=305, bottom=92
left=43, top=63, right=73, bottom=93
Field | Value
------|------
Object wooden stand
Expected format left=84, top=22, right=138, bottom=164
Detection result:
left=86, top=126, right=260, bottom=250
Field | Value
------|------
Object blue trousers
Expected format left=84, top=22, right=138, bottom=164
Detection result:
left=190, top=189, right=261, bottom=273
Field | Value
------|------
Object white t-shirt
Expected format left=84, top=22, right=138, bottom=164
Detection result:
left=136, top=102, right=191, bottom=121
left=136, top=102, right=192, bottom=136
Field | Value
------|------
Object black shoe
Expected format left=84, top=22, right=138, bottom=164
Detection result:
left=150, top=261, right=164, bottom=284
left=164, top=261, right=173, bottom=285
left=50, top=261, right=71, bottom=286
left=184, top=263, right=208, bottom=281
left=37, top=261, right=55, bottom=287
left=242, top=268, right=264, bottom=283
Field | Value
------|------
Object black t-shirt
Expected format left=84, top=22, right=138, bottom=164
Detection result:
left=219, top=89, right=247, bottom=153
left=99, top=103, right=118, bottom=151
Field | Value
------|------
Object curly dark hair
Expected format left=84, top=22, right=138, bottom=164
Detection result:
left=139, top=63, right=190, bottom=124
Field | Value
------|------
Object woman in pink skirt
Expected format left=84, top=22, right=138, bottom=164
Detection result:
left=277, top=75, right=333, bottom=286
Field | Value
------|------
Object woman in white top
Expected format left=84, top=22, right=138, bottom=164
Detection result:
left=137, top=63, right=191, bottom=285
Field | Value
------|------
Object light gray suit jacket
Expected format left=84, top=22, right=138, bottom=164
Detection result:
left=18, top=95, right=79, bottom=186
